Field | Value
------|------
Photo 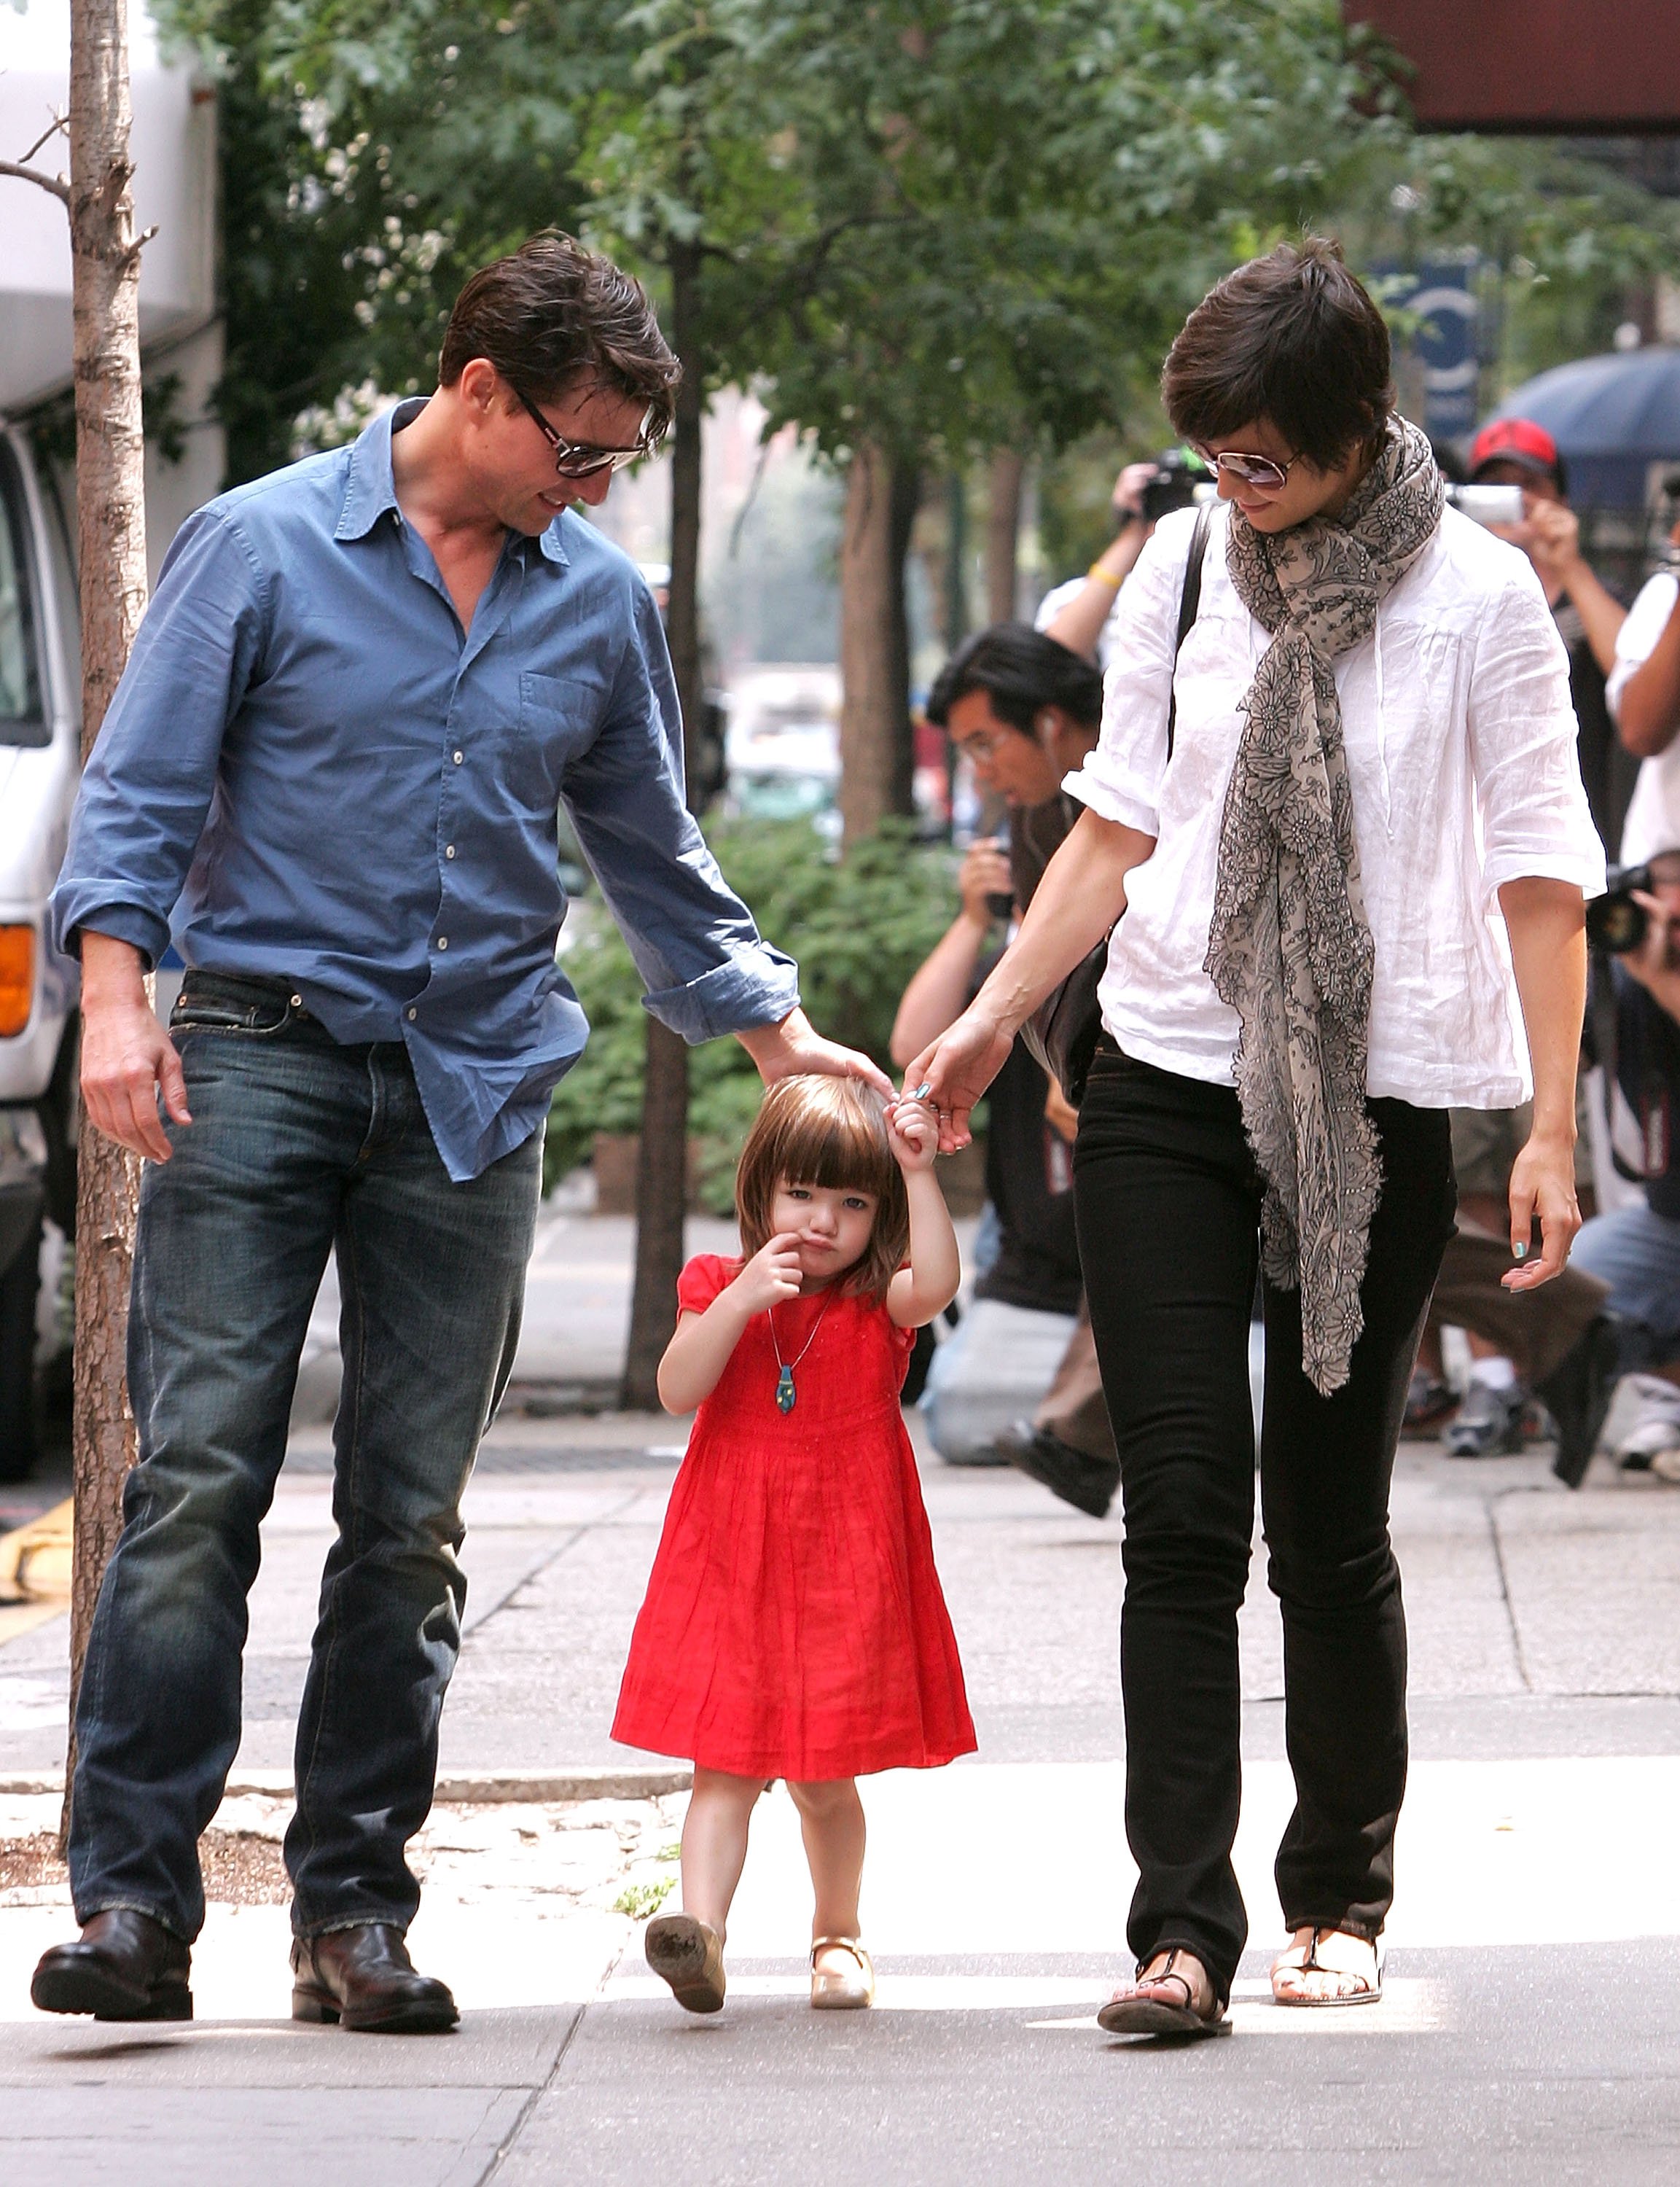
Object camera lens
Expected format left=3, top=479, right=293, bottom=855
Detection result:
left=1586, top=893, right=1649, bottom=955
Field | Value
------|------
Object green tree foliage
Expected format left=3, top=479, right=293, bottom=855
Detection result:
left=546, top=820, right=956, bottom=1203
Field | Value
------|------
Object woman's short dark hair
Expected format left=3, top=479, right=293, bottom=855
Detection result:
left=925, top=622, right=1103, bottom=738
left=1161, top=238, right=1394, bottom=473
left=439, top=230, right=680, bottom=443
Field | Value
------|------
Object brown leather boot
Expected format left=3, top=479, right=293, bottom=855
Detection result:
left=290, top=1923, right=458, bottom=2033
left=32, top=1909, right=193, bottom=2022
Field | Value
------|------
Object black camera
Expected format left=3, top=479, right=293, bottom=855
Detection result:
left=1139, top=446, right=1214, bottom=524
left=1586, top=864, right=1654, bottom=955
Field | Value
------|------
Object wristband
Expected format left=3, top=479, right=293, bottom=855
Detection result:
left=1086, top=561, right=1124, bottom=588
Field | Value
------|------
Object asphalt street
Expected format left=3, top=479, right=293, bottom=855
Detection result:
left=3, top=1210, right=1680, bottom=2181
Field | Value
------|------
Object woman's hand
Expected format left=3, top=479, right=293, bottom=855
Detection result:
left=904, top=1006, right=1017, bottom=1153
left=958, top=838, right=1013, bottom=927
left=729, top=1233, right=805, bottom=1316
left=886, top=1095, right=939, bottom=1173
left=1502, top=1131, right=1581, bottom=1291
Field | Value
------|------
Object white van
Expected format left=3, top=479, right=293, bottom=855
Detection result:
left=0, top=426, right=81, bottom=1478
left=0, top=0, right=223, bottom=1476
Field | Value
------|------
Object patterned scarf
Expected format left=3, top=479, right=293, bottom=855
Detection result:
left=1206, top=416, right=1443, bottom=1395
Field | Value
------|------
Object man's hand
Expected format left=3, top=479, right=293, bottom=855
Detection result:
left=736, top=1007, right=893, bottom=1097
left=1620, top=890, right=1680, bottom=1006
left=79, top=932, right=191, bottom=1163
left=1521, top=496, right=1585, bottom=590
left=902, top=1005, right=1016, bottom=1153
left=1503, top=1128, right=1581, bottom=1292
left=958, top=838, right=1012, bottom=929
left=1111, top=462, right=1157, bottom=529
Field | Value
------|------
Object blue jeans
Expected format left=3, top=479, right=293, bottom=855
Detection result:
left=1571, top=1198, right=1680, bottom=1368
left=69, top=974, right=542, bottom=1941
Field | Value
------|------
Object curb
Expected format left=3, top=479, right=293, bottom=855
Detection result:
left=0, top=1766, right=692, bottom=1804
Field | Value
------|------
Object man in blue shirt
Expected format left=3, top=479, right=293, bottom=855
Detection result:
left=32, top=234, right=885, bottom=2034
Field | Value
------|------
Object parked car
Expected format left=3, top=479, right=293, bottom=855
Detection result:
left=0, top=425, right=82, bottom=1481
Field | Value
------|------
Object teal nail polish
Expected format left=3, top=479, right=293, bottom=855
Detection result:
left=1513, top=1242, right=1527, bottom=1260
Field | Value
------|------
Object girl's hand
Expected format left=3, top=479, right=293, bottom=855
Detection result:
left=886, top=1095, right=939, bottom=1173
left=730, top=1232, right=805, bottom=1315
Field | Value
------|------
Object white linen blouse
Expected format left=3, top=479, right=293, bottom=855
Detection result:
left=1063, top=502, right=1607, bottom=1111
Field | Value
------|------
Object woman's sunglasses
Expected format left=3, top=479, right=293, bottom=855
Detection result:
left=514, top=386, right=652, bottom=479
left=1195, top=445, right=1300, bottom=493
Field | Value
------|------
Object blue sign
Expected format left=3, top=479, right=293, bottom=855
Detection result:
left=1376, top=261, right=1480, bottom=440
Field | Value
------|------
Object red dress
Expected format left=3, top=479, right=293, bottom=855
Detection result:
left=613, top=1255, right=976, bottom=1781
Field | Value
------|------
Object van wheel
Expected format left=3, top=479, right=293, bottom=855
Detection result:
left=0, top=1212, right=42, bottom=1484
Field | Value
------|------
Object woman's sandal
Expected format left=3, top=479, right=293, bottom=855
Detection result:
left=1096, top=1948, right=1227, bottom=2039
left=1270, top=1927, right=1383, bottom=2008
left=810, top=1935, right=875, bottom=2011
left=644, top=1912, right=727, bottom=2014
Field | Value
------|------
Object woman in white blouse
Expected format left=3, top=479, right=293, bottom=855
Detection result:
left=907, top=241, right=1603, bottom=2038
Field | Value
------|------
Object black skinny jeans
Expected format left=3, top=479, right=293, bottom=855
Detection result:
left=1074, top=1043, right=1456, bottom=2003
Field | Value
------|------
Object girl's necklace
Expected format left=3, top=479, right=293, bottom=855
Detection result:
left=768, top=1290, right=835, bottom=1415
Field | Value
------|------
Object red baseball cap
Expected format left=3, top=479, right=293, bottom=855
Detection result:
left=1469, top=416, right=1563, bottom=486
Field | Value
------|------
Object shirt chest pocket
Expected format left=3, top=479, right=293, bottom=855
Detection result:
left=506, top=671, right=604, bottom=809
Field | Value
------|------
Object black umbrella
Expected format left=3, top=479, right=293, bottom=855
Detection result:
left=1491, top=346, right=1680, bottom=508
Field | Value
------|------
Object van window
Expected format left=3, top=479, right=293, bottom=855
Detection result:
left=0, top=442, right=48, bottom=749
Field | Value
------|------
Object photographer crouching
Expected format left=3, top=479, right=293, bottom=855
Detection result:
left=1574, top=849, right=1680, bottom=1478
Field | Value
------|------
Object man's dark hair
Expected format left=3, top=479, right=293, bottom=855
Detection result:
left=1161, top=237, right=1394, bottom=473
left=439, top=230, right=680, bottom=444
left=926, top=623, right=1103, bottom=738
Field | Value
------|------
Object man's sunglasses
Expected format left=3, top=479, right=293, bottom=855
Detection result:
left=1194, top=445, right=1300, bottom=493
left=514, top=386, right=652, bottom=479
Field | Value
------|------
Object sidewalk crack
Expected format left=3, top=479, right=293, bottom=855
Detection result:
left=471, top=1935, right=631, bottom=2185
left=461, top=1488, right=646, bottom=1642
left=1485, top=1493, right=1534, bottom=1693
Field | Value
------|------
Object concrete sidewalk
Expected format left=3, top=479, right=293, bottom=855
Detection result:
left=7, top=1399, right=1680, bottom=2178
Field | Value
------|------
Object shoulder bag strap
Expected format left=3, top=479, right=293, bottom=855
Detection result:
left=1165, top=499, right=1214, bottom=764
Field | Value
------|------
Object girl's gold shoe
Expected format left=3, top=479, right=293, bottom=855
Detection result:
left=810, top=1935, right=875, bottom=2010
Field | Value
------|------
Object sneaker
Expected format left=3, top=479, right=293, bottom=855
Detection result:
left=993, top=1419, right=1120, bottom=1519
left=1606, top=1373, right=1680, bottom=1472
left=1443, top=1379, right=1527, bottom=1457
left=1404, top=1371, right=1457, bottom=1431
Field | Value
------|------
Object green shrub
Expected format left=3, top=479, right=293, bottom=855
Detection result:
left=546, top=818, right=958, bottom=1209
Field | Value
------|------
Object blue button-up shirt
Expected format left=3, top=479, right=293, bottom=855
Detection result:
left=50, top=401, right=799, bottom=1180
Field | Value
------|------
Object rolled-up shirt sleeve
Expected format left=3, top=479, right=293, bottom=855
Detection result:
left=1606, top=571, right=1680, bottom=722
left=1467, top=567, right=1607, bottom=903
left=1060, top=513, right=1183, bottom=834
left=50, top=510, right=268, bottom=965
left=560, top=584, right=799, bottom=1041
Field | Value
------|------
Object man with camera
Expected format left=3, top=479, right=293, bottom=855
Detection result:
left=895, top=624, right=1117, bottom=1513
left=1572, top=849, right=1680, bottom=1478
left=1404, top=421, right=1624, bottom=1465
left=1034, top=451, right=1214, bottom=668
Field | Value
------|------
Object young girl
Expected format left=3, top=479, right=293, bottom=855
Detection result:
left=612, top=1075, right=974, bottom=2014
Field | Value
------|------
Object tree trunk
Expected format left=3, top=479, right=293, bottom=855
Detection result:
left=838, top=442, right=917, bottom=844
left=63, top=0, right=150, bottom=1841
left=621, top=235, right=705, bottom=1411
left=943, top=470, right=968, bottom=655
left=985, top=448, right=1025, bottom=625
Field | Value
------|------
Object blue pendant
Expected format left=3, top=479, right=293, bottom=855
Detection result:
left=775, top=1364, right=797, bottom=1414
